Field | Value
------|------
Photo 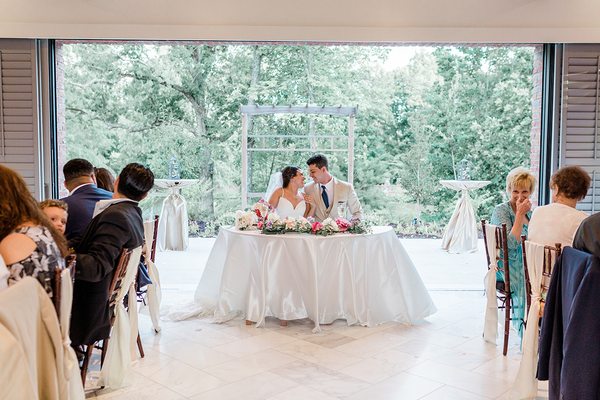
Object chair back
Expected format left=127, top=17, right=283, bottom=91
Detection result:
left=107, top=249, right=134, bottom=325
left=481, top=220, right=510, bottom=291
left=52, top=254, right=76, bottom=319
left=143, top=215, right=159, bottom=263
left=521, top=237, right=561, bottom=315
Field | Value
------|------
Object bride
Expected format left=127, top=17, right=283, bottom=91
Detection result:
left=266, top=166, right=313, bottom=219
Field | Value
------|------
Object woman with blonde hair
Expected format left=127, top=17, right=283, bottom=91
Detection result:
left=490, top=167, right=537, bottom=338
left=0, top=165, right=68, bottom=297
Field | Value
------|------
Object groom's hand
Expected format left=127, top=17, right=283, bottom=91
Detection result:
left=303, top=194, right=314, bottom=204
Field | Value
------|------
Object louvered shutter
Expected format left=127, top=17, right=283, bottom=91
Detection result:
left=560, top=45, right=600, bottom=214
left=0, top=39, right=40, bottom=198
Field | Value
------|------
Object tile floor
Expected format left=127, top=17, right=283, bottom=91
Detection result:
left=86, top=238, right=547, bottom=399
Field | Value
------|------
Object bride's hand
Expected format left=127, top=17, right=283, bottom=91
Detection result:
left=303, top=194, right=314, bottom=204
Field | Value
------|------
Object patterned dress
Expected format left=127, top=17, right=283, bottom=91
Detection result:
left=6, top=225, right=64, bottom=297
left=491, top=202, right=532, bottom=338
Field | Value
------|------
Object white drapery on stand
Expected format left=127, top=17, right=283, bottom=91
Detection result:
left=155, top=179, right=199, bottom=251
left=140, top=219, right=162, bottom=332
left=483, top=222, right=500, bottom=344
left=98, top=246, right=143, bottom=389
left=512, top=241, right=554, bottom=399
left=440, top=180, right=490, bottom=253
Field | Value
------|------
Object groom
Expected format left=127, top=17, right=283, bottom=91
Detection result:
left=304, top=154, right=363, bottom=222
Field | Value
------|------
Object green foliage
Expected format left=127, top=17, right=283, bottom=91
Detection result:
left=62, top=43, right=534, bottom=234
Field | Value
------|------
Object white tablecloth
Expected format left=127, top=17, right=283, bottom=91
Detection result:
left=440, top=180, right=491, bottom=253
left=154, top=179, right=198, bottom=251
left=184, top=226, right=436, bottom=331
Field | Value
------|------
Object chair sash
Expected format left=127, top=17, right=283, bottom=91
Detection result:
left=512, top=241, right=555, bottom=399
left=0, top=254, right=8, bottom=292
left=142, top=219, right=162, bottom=332
left=98, top=246, right=143, bottom=389
left=483, top=223, right=500, bottom=344
left=58, top=269, right=85, bottom=399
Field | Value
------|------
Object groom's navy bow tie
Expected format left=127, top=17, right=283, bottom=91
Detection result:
left=321, top=185, right=329, bottom=208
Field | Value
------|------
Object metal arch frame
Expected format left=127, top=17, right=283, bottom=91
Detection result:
left=240, top=105, right=357, bottom=208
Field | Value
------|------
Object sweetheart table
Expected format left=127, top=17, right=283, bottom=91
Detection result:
left=186, top=226, right=436, bottom=331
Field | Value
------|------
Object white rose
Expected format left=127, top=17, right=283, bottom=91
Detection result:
left=284, top=218, right=296, bottom=230
left=267, top=213, right=281, bottom=223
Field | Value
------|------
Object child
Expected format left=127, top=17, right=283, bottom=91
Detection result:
left=40, top=199, right=69, bottom=235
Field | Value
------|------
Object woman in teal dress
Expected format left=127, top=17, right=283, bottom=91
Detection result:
left=490, top=167, right=536, bottom=339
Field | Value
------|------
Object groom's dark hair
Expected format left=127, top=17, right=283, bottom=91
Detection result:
left=307, top=154, right=328, bottom=170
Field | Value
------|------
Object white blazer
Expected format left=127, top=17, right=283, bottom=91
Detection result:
left=304, top=177, right=363, bottom=222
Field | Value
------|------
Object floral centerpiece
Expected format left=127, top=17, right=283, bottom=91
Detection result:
left=234, top=200, right=369, bottom=235
left=235, top=199, right=273, bottom=230
left=255, top=214, right=369, bottom=236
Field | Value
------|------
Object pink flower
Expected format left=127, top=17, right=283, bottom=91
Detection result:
left=257, top=221, right=264, bottom=229
left=335, top=217, right=350, bottom=232
left=311, top=221, right=323, bottom=233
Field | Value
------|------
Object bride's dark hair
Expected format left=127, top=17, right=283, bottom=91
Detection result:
left=281, top=166, right=301, bottom=188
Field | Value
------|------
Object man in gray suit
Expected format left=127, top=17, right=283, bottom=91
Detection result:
left=304, top=154, right=363, bottom=222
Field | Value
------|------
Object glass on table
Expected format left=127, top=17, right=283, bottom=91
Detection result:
left=337, top=201, right=347, bottom=218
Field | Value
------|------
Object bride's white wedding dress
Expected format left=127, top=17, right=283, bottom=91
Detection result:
left=276, top=196, right=306, bottom=219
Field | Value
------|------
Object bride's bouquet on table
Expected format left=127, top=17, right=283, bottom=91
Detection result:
left=235, top=200, right=370, bottom=235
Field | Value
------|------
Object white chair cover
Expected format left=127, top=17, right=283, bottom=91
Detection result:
left=512, top=241, right=554, bottom=399
left=0, top=254, right=8, bottom=292
left=140, top=219, right=162, bottom=332
left=0, top=277, right=66, bottom=400
left=483, top=223, right=500, bottom=344
left=59, top=269, right=85, bottom=399
left=0, top=323, right=36, bottom=399
left=98, top=246, right=143, bottom=389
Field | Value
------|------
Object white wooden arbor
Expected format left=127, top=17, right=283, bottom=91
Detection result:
left=240, top=105, right=357, bottom=208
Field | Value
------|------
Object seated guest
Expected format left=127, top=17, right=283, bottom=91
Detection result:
left=529, top=166, right=590, bottom=248
left=491, top=167, right=536, bottom=338
left=40, top=199, right=69, bottom=235
left=0, top=165, right=68, bottom=296
left=60, top=158, right=112, bottom=247
left=70, top=163, right=154, bottom=347
left=94, top=167, right=115, bottom=192
left=574, top=174, right=600, bottom=257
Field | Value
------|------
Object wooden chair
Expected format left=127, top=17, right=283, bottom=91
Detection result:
left=521, top=237, right=561, bottom=317
left=52, top=254, right=76, bottom=321
left=150, top=214, right=159, bottom=263
left=481, top=220, right=512, bottom=356
left=80, top=248, right=133, bottom=383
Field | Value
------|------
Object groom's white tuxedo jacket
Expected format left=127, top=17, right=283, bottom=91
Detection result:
left=304, top=177, right=363, bottom=222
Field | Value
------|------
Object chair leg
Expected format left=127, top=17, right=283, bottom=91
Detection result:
left=80, top=344, right=95, bottom=384
left=503, top=297, right=511, bottom=356
left=137, top=332, right=145, bottom=358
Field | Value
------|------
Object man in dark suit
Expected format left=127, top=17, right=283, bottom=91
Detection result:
left=573, top=212, right=600, bottom=256
left=70, top=163, right=154, bottom=347
left=60, top=158, right=113, bottom=247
